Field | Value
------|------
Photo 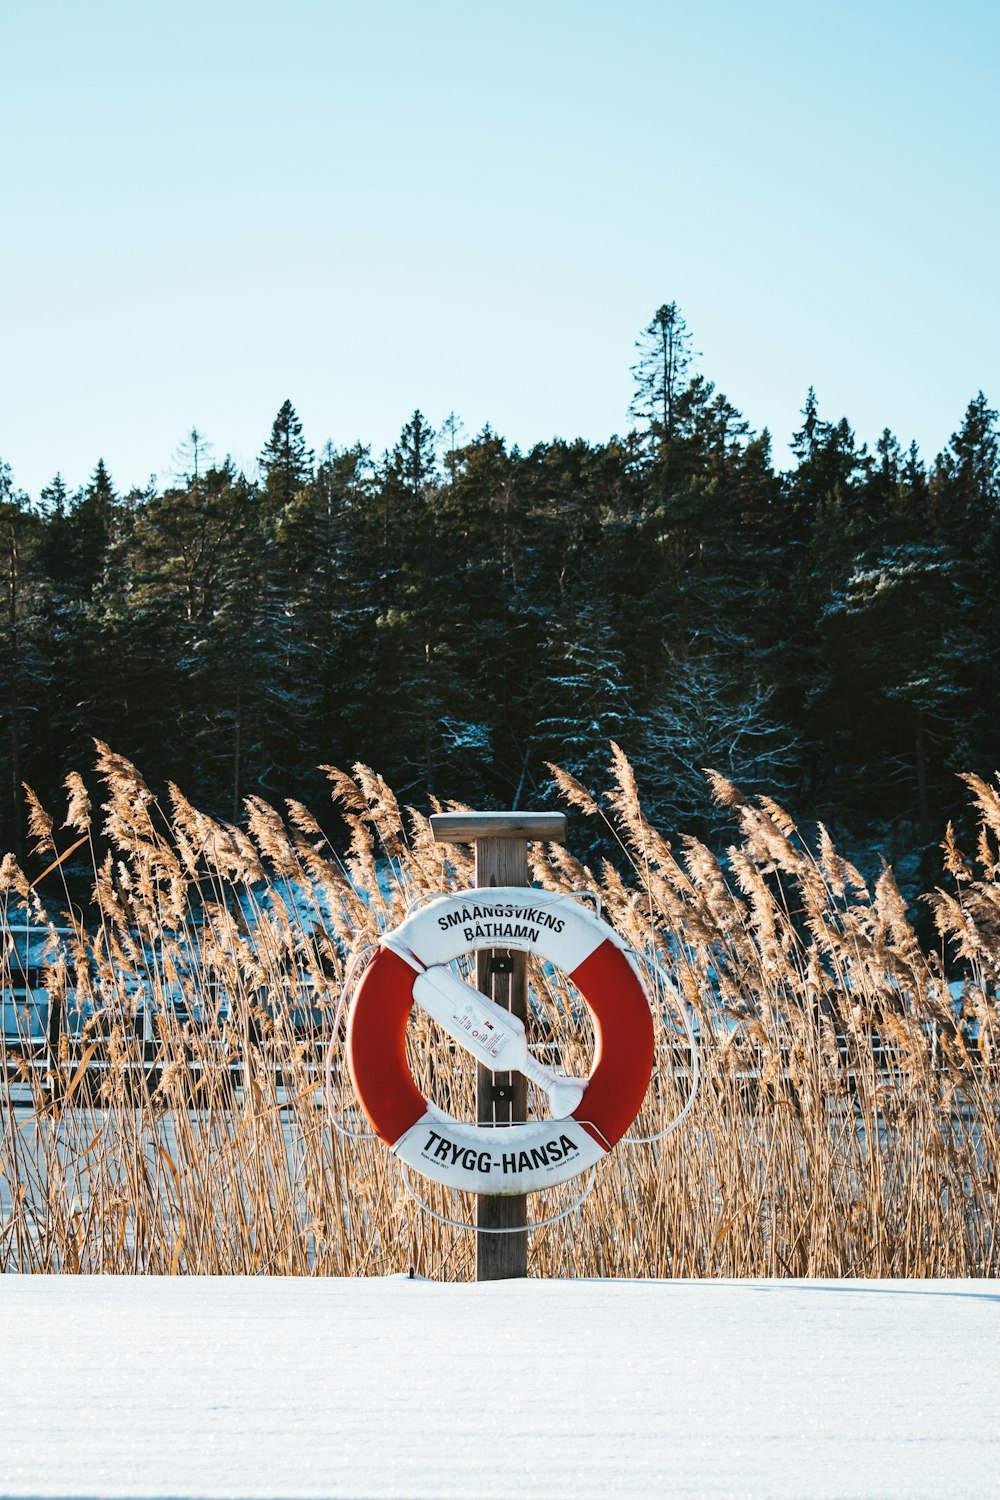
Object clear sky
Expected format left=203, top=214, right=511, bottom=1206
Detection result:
left=2, top=0, right=998, bottom=500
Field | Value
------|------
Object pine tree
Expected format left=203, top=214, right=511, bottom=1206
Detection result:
left=938, top=392, right=999, bottom=512
left=433, top=429, right=534, bottom=801
left=363, top=413, right=454, bottom=794
left=0, top=460, right=51, bottom=854
left=818, top=544, right=970, bottom=846
left=31, top=461, right=122, bottom=805
left=929, top=392, right=1000, bottom=792
left=440, top=412, right=465, bottom=483
left=781, top=391, right=868, bottom=814
left=171, top=426, right=214, bottom=482
left=271, top=441, right=375, bottom=804
left=630, top=302, right=697, bottom=456
left=389, top=410, right=438, bottom=496
left=634, top=651, right=799, bottom=839
left=536, top=615, right=631, bottom=793
left=43, top=459, right=117, bottom=596
left=259, top=400, right=314, bottom=513
left=38, top=473, right=70, bottom=519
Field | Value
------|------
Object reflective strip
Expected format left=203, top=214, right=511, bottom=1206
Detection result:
left=393, top=1103, right=605, bottom=1196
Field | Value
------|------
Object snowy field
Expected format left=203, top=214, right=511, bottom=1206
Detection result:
left=1, top=1277, right=998, bottom=1500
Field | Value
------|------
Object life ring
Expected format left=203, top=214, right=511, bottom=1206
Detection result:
left=345, top=887, right=655, bottom=1195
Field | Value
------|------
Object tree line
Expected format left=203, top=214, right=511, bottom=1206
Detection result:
left=2, top=303, right=997, bottom=892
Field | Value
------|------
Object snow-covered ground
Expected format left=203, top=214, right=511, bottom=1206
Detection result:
left=1, top=1276, right=997, bottom=1500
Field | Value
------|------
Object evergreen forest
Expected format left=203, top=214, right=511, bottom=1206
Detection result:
left=2, top=304, right=998, bottom=898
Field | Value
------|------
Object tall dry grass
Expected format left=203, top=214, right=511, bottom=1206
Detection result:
left=1, top=745, right=997, bottom=1278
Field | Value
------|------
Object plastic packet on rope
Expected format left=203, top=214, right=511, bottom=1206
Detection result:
left=413, top=965, right=586, bottom=1119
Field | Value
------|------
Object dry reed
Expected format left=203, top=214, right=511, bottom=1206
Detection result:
left=1, top=749, right=997, bottom=1278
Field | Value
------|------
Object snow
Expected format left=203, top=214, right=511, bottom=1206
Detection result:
left=1, top=1276, right=998, bottom=1500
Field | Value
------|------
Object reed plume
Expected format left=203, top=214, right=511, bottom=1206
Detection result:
left=1, top=750, right=996, bottom=1279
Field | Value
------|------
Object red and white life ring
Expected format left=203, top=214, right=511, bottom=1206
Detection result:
left=345, top=887, right=655, bottom=1195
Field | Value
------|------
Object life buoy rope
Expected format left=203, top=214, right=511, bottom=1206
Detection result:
left=343, top=887, right=656, bottom=1195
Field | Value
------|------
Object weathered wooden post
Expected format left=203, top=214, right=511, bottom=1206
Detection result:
left=430, top=811, right=567, bottom=1281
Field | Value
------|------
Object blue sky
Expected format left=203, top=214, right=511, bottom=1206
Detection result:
left=2, top=0, right=998, bottom=499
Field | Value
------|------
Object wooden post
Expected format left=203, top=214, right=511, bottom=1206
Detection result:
left=430, top=811, right=567, bottom=1281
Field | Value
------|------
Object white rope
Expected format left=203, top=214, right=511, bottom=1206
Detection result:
left=399, top=1159, right=597, bottom=1235
left=324, top=945, right=380, bottom=1140
left=402, top=890, right=442, bottom=919
left=620, top=950, right=700, bottom=1144
left=568, top=888, right=603, bottom=920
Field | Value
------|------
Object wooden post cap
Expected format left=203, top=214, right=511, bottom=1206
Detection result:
left=430, top=811, right=567, bottom=844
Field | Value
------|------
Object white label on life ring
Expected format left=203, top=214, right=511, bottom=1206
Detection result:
left=455, top=998, right=513, bottom=1060
left=391, top=887, right=611, bottom=973
left=392, top=1102, right=605, bottom=1196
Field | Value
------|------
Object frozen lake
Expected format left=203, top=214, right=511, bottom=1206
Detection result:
left=1, top=1276, right=998, bottom=1499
